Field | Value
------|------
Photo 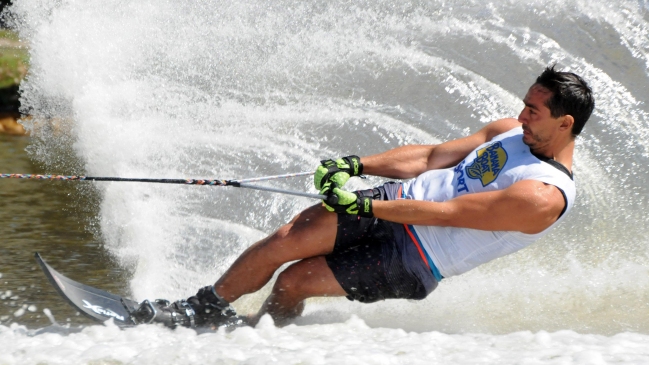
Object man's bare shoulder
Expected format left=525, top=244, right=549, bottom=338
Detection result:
left=504, top=180, right=567, bottom=233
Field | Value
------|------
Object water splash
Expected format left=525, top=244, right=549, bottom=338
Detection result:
left=8, top=0, right=649, bottom=334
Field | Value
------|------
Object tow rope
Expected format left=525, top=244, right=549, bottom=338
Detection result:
left=0, top=171, right=326, bottom=200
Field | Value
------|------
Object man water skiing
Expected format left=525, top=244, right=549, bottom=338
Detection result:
left=131, top=66, right=595, bottom=328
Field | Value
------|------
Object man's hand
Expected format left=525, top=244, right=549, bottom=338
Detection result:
left=314, top=155, right=363, bottom=190
left=320, top=183, right=373, bottom=217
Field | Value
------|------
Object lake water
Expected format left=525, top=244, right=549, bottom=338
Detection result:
left=2, top=0, right=649, bottom=363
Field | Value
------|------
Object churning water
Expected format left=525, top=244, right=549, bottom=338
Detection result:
left=2, top=0, right=649, bottom=363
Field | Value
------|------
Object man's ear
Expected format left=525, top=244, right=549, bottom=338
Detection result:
left=559, top=115, right=574, bottom=132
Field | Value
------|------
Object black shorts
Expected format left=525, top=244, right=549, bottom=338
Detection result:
left=325, top=183, right=438, bottom=303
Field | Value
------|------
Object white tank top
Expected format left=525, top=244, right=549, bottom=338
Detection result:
left=400, top=127, right=576, bottom=278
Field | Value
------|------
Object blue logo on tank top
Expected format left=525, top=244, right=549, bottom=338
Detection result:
left=455, top=161, right=469, bottom=193
left=465, top=141, right=508, bottom=187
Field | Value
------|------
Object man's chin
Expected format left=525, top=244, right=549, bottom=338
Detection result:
left=522, top=135, right=533, bottom=147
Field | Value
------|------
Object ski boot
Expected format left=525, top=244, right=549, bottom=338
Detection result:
left=127, top=285, right=246, bottom=329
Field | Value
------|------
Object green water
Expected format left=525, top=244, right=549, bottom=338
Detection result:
left=0, top=134, right=129, bottom=328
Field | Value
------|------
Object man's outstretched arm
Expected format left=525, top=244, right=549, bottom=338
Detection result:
left=360, top=118, right=520, bottom=179
left=371, top=179, right=566, bottom=234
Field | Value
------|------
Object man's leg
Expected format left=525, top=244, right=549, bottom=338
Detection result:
left=253, top=256, right=346, bottom=325
left=129, top=204, right=343, bottom=328
left=214, top=204, right=341, bottom=304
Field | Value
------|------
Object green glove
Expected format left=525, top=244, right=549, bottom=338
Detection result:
left=321, top=184, right=373, bottom=218
left=314, top=155, right=363, bottom=190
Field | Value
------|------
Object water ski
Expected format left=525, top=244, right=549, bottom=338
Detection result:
left=35, top=252, right=138, bottom=327
left=35, top=252, right=247, bottom=329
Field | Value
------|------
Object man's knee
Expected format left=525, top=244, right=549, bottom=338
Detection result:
left=272, top=258, right=345, bottom=301
left=273, top=264, right=306, bottom=299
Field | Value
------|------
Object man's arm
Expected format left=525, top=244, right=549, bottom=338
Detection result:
left=361, top=118, right=520, bottom=179
left=371, top=179, right=566, bottom=234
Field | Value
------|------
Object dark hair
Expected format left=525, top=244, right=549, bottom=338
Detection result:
left=534, top=65, right=595, bottom=136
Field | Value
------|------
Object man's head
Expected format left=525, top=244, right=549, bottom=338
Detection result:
left=533, top=65, right=595, bottom=136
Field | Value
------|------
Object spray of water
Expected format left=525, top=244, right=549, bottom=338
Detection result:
left=8, top=0, right=649, bottom=334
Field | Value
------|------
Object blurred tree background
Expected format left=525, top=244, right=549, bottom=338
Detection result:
left=0, top=0, right=27, bottom=134
left=0, top=0, right=10, bottom=28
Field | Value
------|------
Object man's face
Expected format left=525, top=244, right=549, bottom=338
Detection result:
left=518, top=84, right=563, bottom=151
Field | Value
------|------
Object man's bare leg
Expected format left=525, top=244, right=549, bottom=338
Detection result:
left=214, top=204, right=340, bottom=303
left=252, top=256, right=346, bottom=326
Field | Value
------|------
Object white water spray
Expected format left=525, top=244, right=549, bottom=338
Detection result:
left=7, top=0, right=649, bottom=337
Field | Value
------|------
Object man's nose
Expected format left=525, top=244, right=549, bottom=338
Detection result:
left=518, top=111, right=527, bottom=124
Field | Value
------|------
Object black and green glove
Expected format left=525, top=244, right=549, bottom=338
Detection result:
left=314, top=155, right=363, bottom=191
left=320, top=183, right=373, bottom=218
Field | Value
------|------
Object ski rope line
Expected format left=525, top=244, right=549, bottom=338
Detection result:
left=232, top=171, right=313, bottom=184
left=0, top=174, right=229, bottom=185
left=0, top=171, right=325, bottom=200
left=0, top=171, right=314, bottom=185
